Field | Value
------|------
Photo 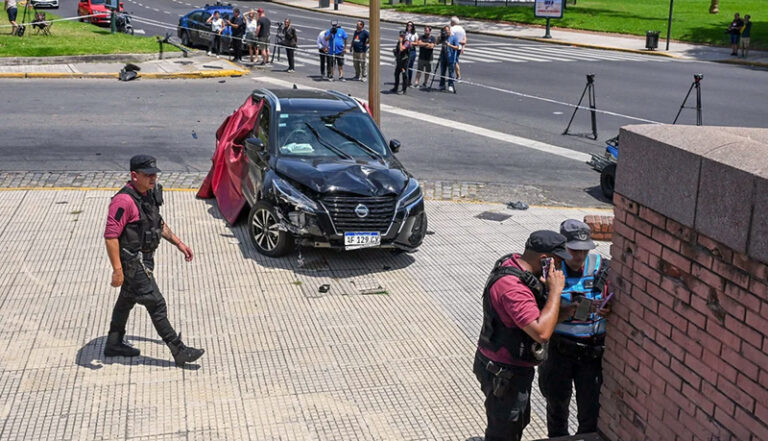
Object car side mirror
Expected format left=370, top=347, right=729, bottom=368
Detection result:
left=245, top=137, right=265, bottom=152
left=389, top=139, right=401, bottom=153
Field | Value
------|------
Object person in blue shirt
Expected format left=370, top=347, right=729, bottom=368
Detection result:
left=538, top=219, right=611, bottom=438
left=436, top=25, right=459, bottom=93
left=325, top=20, right=348, bottom=81
left=351, top=20, right=370, bottom=81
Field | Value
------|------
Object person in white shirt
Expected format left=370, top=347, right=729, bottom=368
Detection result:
left=206, top=11, right=224, bottom=57
left=317, top=29, right=331, bottom=78
left=404, top=21, right=419, bottom=86
left=450, top=16, right=466, bottom=81
left=5, top=0, right=18, bottom=36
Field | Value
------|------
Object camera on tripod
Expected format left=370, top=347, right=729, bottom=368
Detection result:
left=693, top=73, right=703, bottom=82
left=276, top=22, right=286, bottom=45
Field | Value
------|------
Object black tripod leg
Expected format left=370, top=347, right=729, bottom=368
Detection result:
left=429, top=57, right=441, bottom=90
left=589, top=83, right=598, bottom=140
left=673, top=82, right=695, bottom=125
left=696, top=83, right=702, bottom=126
left=563, top=83, right=589, bottom=135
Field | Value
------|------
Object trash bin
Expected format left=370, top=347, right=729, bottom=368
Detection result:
left=645, top=30, right=660, bottom=50
left=319, top=0, right=330, bottom=7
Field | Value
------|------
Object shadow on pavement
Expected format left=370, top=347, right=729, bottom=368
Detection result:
left=584, top=185, right=613, bottom=205
left=75, top=335, right=202, bottom=371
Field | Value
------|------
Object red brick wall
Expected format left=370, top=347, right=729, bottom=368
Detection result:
left=599, top=193, right=768, bottom=441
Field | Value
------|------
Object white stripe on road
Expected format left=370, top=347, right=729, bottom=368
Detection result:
left=252, top=76, right=591, bottom=163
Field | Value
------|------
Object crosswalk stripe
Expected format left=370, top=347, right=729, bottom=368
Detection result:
left=474, top=47, right=554, bottom=62
left=509, top=46, right=604, bottom=61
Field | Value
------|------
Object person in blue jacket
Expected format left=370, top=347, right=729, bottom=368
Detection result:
left=325, top=20, right=348, bottom=81
left=538, top=219, right=611, bottom=438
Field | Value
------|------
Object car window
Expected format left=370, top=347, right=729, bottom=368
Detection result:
left=189, top=12, right=202, bottom=22
left=277, top=109, right=388, bottom=158
left=257, top=102, right=271, bottom=148
left=91, top=0, right=106, bottom=4
left=201, top=12, right=211, bottom=22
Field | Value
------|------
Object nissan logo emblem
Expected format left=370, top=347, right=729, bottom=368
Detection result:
left=355, top=204, right=369, bottom=218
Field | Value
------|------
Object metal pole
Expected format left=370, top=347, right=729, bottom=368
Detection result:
left=111, top=8, right=116, bottom=34
left=369, top=0, right=381, bottom=125
left=666, top=0, right=674, bottom=50
left=544, top=17, right=551, bottom=38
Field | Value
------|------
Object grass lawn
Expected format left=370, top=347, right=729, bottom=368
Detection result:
left=347, top=0, right=765, bottom=49
left=0, top=7, right=176, bottom=57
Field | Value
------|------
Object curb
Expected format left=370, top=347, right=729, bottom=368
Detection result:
left=0, top=52, right=187, bottom=67
left=269, top=0, right=768, bottom=65
left=0, top=69, right=249, bottom=79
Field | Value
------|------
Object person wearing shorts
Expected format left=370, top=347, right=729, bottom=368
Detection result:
left=740, top=15, right=752, bottom=58
left=255, top=8, right=271, bottom=64
left=5, top=0, right=18, bottom=35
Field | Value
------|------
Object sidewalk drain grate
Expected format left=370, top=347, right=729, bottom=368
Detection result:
left=476, top=211, right=512, bottom=222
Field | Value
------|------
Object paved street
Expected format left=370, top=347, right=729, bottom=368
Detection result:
left=0, top=188, right=610, bottom=440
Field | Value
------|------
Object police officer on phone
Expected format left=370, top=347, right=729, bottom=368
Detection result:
left=102, top=155, right=205, bottom=367
left=474, top=230, right=569, bottom=441
left=537, top=219, right=610, bottom=437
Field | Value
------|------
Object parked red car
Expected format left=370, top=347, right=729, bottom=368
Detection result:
left=78, top=0, right=123, bottom=25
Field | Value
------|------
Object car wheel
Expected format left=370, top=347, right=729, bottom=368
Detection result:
left=181, top=30, right=191, bottom=47
left=600, top=163, right=616, bottom=201
left=248, top=201, right=293, bottom=257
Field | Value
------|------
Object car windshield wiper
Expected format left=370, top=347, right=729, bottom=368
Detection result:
left=324, top=125, right=384, bottom=162
left=303, top=123, right=353, bottom=160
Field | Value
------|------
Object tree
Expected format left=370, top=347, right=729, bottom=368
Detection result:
left=709, top=0, right=719, bottom=14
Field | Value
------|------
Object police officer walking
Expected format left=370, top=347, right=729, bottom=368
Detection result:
left=537, top=219, right=609, bottom=437
left=474, top=231, right=569, bottom=441
left=103, top=155, right=205, bottom=367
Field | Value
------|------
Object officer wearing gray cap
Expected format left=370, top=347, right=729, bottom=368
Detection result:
left=538, top=219, right=610, bottom=437
left=474, top=230, right=567, bottom=441
left=102, top=155, right=205, bottom=366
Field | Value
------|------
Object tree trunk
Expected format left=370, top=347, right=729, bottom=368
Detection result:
left=709, top=0, right=719, bottom=14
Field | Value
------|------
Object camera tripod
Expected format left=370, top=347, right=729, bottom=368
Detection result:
left=673, top=74, right=703, bottom=126
left=428, top=47, right=457, bottom=93
left=563, top=73, right=598, bottom=140
left=270, top=24, right=285, bottom=63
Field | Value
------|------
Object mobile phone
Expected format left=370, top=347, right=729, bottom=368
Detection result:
left=574, top=298, right=593, bottom=321
left=541, top=258, right=552, bottom=280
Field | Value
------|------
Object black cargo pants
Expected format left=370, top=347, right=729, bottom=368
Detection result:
left=537, top=339, right=603, bottom=437
left=473, top=351, right=535, bottom=441
left=109, top=252, right=178, bottom=344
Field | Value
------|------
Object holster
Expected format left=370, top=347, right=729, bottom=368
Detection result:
left=551, top=335, right=604, bottom=361
left=486, top=360, right=515, bottom=397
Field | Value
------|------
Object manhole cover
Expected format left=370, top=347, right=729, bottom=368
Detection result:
left=476, top=211, right=512, bottom=222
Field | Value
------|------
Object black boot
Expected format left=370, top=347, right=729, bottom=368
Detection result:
left=166, top=333, right=205, bottom=366
left=104, top=331, right=140, bottom=357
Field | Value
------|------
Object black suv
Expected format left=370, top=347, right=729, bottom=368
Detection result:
left=242, top=88, right=427, bottom=257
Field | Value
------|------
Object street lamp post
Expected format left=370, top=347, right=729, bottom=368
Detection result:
left=368, top=0, right=381, bottom=125
left=666, top=0, right=674, bottom=50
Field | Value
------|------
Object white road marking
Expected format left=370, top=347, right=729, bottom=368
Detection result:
left=252, top=76, right=591, bottom=163
left=134, top=29, right=146, bottom=34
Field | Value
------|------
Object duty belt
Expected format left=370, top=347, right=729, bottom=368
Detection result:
left=551, top=335, right=604, bottom=360
left=121, top=248, right=153, bottom=279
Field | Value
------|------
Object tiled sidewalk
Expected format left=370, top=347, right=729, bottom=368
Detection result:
left=0, top=189, right=611, bottom=440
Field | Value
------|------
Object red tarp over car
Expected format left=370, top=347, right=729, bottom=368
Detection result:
left=197, top=96, right=263, bottom=224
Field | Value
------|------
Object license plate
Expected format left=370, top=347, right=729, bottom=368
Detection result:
left=344, top=232, right=381, bottom=250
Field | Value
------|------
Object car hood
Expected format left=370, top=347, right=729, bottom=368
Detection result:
left=274, top=157, right=408, bottom=197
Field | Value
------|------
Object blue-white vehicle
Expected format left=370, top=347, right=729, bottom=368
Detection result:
left=587, top=135, right=618, bottom=200
left=177, top=2, right=233, bottom=49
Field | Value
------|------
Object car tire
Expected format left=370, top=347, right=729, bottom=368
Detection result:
left=600, top=163, right=616, bottom=201
left=248, top=201, right=293, bottom=257
left=181, top=30, right=191, bottom=47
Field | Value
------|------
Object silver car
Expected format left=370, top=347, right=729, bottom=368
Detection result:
left=31, top=0, right=59, bottom=8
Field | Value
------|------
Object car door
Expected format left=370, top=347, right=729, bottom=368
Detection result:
left=198, top=12, right=212, bottom=45
left=78, top=0, right=88, bottom=17
left=243, top=99, right=271, bottom=205
left=187, top=12, right=202, bottom=46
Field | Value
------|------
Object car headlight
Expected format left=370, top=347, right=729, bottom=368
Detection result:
left=273, top=177, right=319, bottom=213
left=398, top=178, right=422, bottom=207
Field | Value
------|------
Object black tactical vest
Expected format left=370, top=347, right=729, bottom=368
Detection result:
left=115, top=184, right=164, bottom=254
left=477, top=253, right=549, bottom=364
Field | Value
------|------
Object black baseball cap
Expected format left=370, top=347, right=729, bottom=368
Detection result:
left=525, top=230, right=572, bottom=260
left=130, top=154, right=161, bottom=174
left=560, top=219, right=596, bottom=251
